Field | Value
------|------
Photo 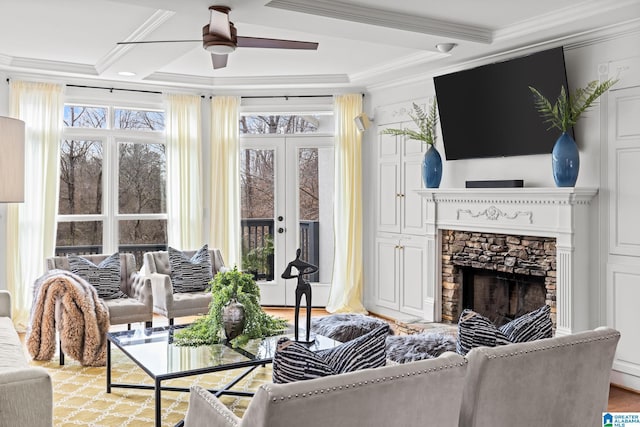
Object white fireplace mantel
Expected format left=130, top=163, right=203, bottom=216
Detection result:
left=416, top=187, right=598, bottom=336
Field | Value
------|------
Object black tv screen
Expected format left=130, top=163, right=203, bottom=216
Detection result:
left=433, top=47, right=569, bottom=160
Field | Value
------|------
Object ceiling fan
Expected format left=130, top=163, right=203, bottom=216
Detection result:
left=117, top=5, right=319, bottom=69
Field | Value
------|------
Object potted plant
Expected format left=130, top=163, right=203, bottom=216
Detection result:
left=173, top=267, right=287, bottom=347
left=381, top=98, right=442, bottom=188
left=529, top=78, right=617, bottom=187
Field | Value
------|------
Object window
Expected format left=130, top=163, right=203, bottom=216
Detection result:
left=239, top=114, right=325, bottom=134
left=57, top=103, right=167, bottom=266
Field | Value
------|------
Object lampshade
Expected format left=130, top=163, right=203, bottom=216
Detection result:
left=0, top=116, right=25, bottom=202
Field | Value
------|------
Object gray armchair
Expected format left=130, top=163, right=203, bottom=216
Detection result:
left=46, top=253, right=154, bottom=328
left=184, top=352, right=467, bottom=427
left=141, top=248, right=225, bottom=325
left=459, top=327, right=620, bottom=427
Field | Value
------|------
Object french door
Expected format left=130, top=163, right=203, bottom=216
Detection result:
left=240, top=135, right=334, bottom=306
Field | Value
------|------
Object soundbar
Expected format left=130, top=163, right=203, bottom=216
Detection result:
left=465, top=179, right=524, bottom=188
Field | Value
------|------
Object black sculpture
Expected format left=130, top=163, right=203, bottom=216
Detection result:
left=281, top=248, right=318, bottom=342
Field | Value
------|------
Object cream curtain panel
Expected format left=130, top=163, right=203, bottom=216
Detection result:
left=327, top=94, right=367, bottom=313
left=209, top=96, right=241, bottom=267
left=6, top=80, right=63, bottom=330
left=164, top=94, right=204, bottom=249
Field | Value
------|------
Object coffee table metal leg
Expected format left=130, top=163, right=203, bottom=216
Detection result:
left=106, top=341, right=111, bottom=393
left=155, top=378, right=162, bottom=427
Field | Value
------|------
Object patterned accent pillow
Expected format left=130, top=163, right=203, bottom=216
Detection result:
left=272, top=324, right=389, bottom=384
left=68, top=253, right=126, bottom=300
left=169, top=245, right=212, bottom=293
left=456, top=309, right=510, bottom=356
left=499, top=305, right=553, bottom=343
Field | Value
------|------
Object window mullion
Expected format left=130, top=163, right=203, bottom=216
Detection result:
left=104, top=134, right=118, bottom=253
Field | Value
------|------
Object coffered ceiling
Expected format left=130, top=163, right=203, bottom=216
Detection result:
left=0, top=0, right=638, bottom=93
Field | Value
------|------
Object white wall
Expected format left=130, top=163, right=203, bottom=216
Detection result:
left=364, top=27, right=640, bottom=388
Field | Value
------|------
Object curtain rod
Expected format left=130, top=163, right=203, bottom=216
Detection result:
left=6, top=79, right=363, bottom=99
left=66, top=84, right=162, bottom=95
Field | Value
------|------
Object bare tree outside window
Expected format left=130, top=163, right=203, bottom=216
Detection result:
left=115, top=109, right=165, bottom=131
left=239, top=114, right=319, bottom=134
left=57, top=104, right=167, bottom=264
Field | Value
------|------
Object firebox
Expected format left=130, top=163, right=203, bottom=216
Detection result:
left=461, top=268, right=547, bottom=327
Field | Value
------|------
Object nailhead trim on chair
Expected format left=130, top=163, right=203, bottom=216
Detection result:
left=483, top=332, right=620, bottom=359
left=193, top=386, right=240, bottom=427
left=264, top=360, right=468, bottom=403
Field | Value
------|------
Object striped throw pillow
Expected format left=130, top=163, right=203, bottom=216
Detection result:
left=499, top=305, right=553, bottom=343
left=456, top=309, right=510, bottom=356
left=169, top=245, right=213, bottom=293
left=273, top=324, right=389, bottom=384
left=68, top=253, right=126, bottom=300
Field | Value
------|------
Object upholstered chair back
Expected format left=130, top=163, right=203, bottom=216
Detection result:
left=459, top=327, right=620, bottom=427
left=46, top=253, right=137, bottom=296
left=143, top=248, right=225, bottom=276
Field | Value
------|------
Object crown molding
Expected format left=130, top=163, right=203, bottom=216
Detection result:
left=265, top=0, right=492, bottom=44
left=8, top=57, right=98, bottom=76
left=350, top=51, right=445, bottom=85
left=144, top=71, right=350, bottom=89
left=95, top=9, right=175, bottom=74
left=494, top=0, right=640, bottom=42
left=0, top=54, right=11, bottom=67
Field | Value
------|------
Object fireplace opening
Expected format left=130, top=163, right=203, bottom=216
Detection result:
left=462, top=268, right=547, bottom=327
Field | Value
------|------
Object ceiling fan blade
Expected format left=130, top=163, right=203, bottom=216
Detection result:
left=117, top=40, right=201, bottom=45
left=209, top=6, right=232, bottom=40
left=237, top=37, right=318, bottom=50
left=211, top=53, right=228, bottom=69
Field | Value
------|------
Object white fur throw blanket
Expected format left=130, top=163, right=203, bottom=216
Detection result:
left=27, top=270, right=110, bottom=367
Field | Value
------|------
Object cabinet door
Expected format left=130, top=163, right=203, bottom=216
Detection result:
left=374, top=236, right=400, bottom=310
left=377, top=128, right=401, bottom=233
left=401, top=156, right=426, bottom=235
left=399, top=237, right=426, bottom=318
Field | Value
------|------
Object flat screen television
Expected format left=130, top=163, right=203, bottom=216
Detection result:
left=433, top=47, right=570, bottom=160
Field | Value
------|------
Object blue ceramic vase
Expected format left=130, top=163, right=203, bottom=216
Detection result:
left=423, top=145, right=442, bottom=188
left=552, top=132, right=579, bottom=187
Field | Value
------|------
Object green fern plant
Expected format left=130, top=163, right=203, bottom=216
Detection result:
left=529, top=78, right=617, bottom=133
left=173, top=267, right=287, bottom=347
left=381, top=98, right=438, bottom=145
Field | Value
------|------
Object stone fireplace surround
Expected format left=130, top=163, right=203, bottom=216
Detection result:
left=416, top=188, right=597, bottom=336
left=440, top=230, right=557, bottom=326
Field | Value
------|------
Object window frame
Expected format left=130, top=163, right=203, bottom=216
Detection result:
left=58, top=99, right=166, bottom=255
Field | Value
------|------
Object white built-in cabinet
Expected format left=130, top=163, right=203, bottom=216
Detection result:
left=604, top=56, right=640, bottom=391
left=373, top=99, right=429, bottom=320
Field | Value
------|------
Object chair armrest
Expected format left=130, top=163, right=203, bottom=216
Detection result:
left=129, top=275, right=153, bottom=312
left=184, top=386, right=241, bottom=427
left=146, top=273, right=174, bottom=312
left=0, top=290, right=11, bottom=318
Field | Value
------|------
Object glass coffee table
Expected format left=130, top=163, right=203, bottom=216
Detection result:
left=106, top=325, right=339, bottom=427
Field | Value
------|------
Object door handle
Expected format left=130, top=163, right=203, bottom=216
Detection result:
left=277, top=216, right=284, bottom=221
left=278, top=227, right=285, bottom=233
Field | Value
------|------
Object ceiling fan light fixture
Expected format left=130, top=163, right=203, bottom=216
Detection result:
left=207, top=44, right=236, bottom=55
left=436, top=43, right=458, bottom=53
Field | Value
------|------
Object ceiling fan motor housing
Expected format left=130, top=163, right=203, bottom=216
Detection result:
left=203, top=23, right=237, bottom=54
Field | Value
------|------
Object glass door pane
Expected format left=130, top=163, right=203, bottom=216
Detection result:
left=240, top=147, right=276, bottom=282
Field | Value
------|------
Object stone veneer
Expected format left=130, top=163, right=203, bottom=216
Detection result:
left=441, top=230, right=557, bottom=326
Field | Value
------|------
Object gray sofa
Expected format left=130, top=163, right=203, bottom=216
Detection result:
left=184, top=327, right=620, bottom=427
left=0, top=290, right=53, bottom=427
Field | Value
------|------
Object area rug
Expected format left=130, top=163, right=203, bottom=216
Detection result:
left=32, top=350, right=272, bottom=426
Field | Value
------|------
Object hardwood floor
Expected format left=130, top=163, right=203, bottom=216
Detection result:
left=608, top=386, right=640, bottom=411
